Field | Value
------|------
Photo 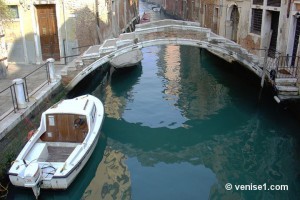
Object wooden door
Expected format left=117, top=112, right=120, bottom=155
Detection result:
left=36, top=5, right=60, bottom=61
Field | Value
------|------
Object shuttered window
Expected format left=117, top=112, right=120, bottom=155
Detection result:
left=251, top=9, right=263, bottom=35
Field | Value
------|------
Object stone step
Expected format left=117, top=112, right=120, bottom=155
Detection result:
left=275, top=78, right=297, bottom=86
left=75, top=59, right=83, bottom=68
left=276, top=85, right=299, bottom=96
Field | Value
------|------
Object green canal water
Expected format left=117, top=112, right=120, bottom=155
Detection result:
left=8, top=45, right=300, bottom=199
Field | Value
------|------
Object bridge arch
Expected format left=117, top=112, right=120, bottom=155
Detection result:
left=65, top=20, right=262, bottom=91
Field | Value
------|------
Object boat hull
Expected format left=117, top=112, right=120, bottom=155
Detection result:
left=9, top=123, right=101, bottom=190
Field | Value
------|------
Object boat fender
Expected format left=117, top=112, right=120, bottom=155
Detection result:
left=27, top=129, right=36, bottom=141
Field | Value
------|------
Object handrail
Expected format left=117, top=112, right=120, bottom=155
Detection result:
left=0, top=83, right=18, bottom=121
left=0, top=61, right=51, bottom=121
left=275, top=55, right=300, bottom=79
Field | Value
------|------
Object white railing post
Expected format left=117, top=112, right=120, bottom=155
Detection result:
left=12, top=78, right=27, bottom=109
left=46, top=58, right=56, bottom=83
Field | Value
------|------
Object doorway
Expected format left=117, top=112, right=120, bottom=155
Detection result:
left=267, top=11, right=279, bottom=58
left=230, top=5, right=239, bottom=42
left=36, top=4, right=60, bottom=61
left=291, top=18, right=300, bottom=66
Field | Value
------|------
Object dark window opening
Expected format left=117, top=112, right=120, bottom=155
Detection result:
left=268, top=11, right=280, bottom=58
left=8, top=5, right=19, bottom=19
left=251, top=9, right=263, bottom=35
left=253, top=0, right=263, bottom=5
left=267, top=0, right=281, bottom=7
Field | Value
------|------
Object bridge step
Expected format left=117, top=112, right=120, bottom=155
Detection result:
left=275, top=78, right=297, bottom=86
left=276, top=85, right=299, bottom=96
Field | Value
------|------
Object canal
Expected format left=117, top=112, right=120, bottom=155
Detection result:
left=7, top=1, right=300, bottom=200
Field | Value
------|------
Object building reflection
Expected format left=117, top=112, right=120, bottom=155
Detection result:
left=103, top=65, right=142, bottom=120
left=104, top=45, right=229, bottom=125
left=82, top=148, right=131, bottom=200
left=103, top=84, right=126, bottom=120
left=163, top=45, right=182, bottom=99
left=161, top=45, right=229, bottom=120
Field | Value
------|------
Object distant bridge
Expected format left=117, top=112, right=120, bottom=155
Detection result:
left=63, top=19, right=263, bottom=91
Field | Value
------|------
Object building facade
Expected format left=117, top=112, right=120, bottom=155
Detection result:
left=2, top=0, right=139, bottom=64
left=161, top=0, right=300, bottom=64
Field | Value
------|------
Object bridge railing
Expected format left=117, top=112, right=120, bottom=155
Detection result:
left=275, top=56, right=299, bottom=79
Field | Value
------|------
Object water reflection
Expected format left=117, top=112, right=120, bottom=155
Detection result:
left=162, top=45, right=181, bottom=100
left=103, top=65, right=142, bottom=120
left=176, top=46, right=230, bottom=120
left=82, top=148, right=131, bottom=200
left=127, top=157, right=216, bottom=200
left=104, top=45, right=230, bottom=129
left=103, top=113, right=299, bottom=199
left=99, top=46, right=300, bottom=199
left=121, top=46, right=187, bottom=129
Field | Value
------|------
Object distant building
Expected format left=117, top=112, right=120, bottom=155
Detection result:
left=162, top=0, right=300, bottom=64
left=159, top=0, right=300, bottom=90
left=1, top=0, right=139, bottom=64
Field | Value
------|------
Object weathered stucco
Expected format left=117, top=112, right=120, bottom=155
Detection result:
left=2, top=0, right=139, bottom=64
left=160, top=0, right=299, bottom=60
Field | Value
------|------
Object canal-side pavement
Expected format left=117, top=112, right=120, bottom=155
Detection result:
left=0, top=62, right=65, bottom=140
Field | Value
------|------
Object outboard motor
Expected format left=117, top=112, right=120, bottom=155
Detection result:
left=24, top=163, right=42, bottom=199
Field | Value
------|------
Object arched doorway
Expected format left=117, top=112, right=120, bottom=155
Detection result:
left=230, top=5, right=239, bottom=42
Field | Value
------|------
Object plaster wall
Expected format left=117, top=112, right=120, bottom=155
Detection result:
left=2, top=0, right=139, bottom=64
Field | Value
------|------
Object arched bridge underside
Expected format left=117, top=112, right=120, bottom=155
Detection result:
left=65, top=19, right=262, bottom=90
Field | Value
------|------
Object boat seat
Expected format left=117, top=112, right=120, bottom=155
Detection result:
left=25, top=142, right=48, bottom=162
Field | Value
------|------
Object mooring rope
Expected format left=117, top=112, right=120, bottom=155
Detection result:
left=0, top=182, right=9, bottom=198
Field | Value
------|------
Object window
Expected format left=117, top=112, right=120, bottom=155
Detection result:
left=8, top=5, right=19, bottom=19
left=48, top=115, right=55, bottom=126
left=253, top=0, right=263, bottom=5
left=251, top=9, right=262, bottom=35
left=267, top=0, right=281, bottom=7
left=90, top=104, right=97, bottom=123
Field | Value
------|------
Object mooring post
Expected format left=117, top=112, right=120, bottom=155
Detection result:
left=12, top=78, right=27, bottom=109
left=46, top=58, right=56, bottom=83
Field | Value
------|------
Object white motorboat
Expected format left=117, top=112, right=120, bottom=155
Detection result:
left=109, top=49, right=143, bottom=69
left=8, top=95, right=104, bottom=198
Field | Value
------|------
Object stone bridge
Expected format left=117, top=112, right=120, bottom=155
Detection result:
left=62, top=19, right=263, bottom=91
